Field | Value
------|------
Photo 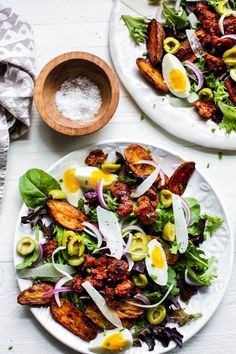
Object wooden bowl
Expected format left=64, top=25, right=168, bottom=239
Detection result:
left=34, top=52, right=120, bottom=136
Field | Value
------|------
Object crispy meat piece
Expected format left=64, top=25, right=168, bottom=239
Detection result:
left=114, top=280, right=135, bottom=298
left=43, top=239, right=58, bottom=258
left=224, top=15, right=236, bottom=35
left=124, top=144, right=154, bottom=176
left=168, top=162, right=195, bottom=196
left=85, top=149, right=108, bottom=167
left=110, top=181, right=130, bottom=200
left=83, top=276, right=104, bottom=289
left=50, top=299, right=97, bottom=341
left=175, top=30, right=208, bottom=62
left=47, top=200, right=87, bottom=232
left=225, top=77, right=236, bottom=105
left=204, top=53, right=226, bottom=75
left=83, top=255, right=97, bottom=269
left=145, top=187, right=158, bottom=209
left=107, top=258, right=129, bottom=282
left=90, top=266, right=107, bottom=281
left=134, top=195, right=158, bottom=224
left=195, top=2, right=220, bottom=36
left=147, top=19, right=165, bottom=66
left=136, top=58, right=169, bottom=93
left=72, top=274, right=84, bottom=293
left=179, top=279, right=198, bottom=302
left=194, top=100, right=222, bottom=123
left=117, top=196, right=133, bottom=218
left=17, top=283, right=53, bottom=306
left=211, top=36, right=234, bottom=53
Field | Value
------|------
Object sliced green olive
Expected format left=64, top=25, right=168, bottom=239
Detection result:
left=16, top=236, right=36, bottom=256
left=101, top=163, right=121, bottom=173
left=132, top=232, right=148, bottom=245
left=62, top=230, right=77, bottom=247
left=128, top=242, right=148, bottom=261
left=48, top=189, right=67, bottom=199
left=147, top=305, right=166, bottom=325
left=68, top=255, right=85, bottom=266
left=230, top=67, right=236, bottom=82
left=162, top=221, right=176, bottom=242
left=163, top=37, right=180, bottom=54
left=159, top=189, right=172, bottom=208
left=132, top=274, right=148, bottom=288
left=67, top=235, right=85, bottom=256
left=198, top=88, right=213, bottom=102
left=223, top=48, right=236, bottom=66
left=216, top=0, right=231, bottom=15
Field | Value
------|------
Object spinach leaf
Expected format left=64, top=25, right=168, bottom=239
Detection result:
left=81, top=232, right=98, bottom=252
left=121, top=15, right=149, bottom=45
left=151, top=203, right=174, bottom=233
left=19, top=169, right=61, bottom=208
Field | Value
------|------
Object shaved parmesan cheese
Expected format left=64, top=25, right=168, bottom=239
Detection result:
left=172, top=194, right=189, bottom=253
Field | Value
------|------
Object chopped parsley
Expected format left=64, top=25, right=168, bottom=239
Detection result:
left=218, top=152, right=223, bottom=160
left=207, top=163, right=210, bottom=169
left=140, top=114, right=146, bottom=121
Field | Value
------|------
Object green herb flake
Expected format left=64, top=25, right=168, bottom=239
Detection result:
left=218, top=152, right=223, bottom=160
left=103, top=327, right=107, bottom=336
left=150, top=274, right=158, bottom=280
left=8, top=346, right=13, bottom=351
left=119, top=328, right=125, bottom=332
left=211, top=128, right=216, bottom=133
left=105, top=342, right=111, bottom=347
left=153, top=103, right=156, bottom=109
left=207, top=163, right=210, bottom=169
left=140, top=114, right=146, bottom=121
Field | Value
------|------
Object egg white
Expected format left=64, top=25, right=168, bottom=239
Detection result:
left=145, top=239, right=168, bottom=286
left=89, top=328, right=133, bottom=353
left=75, top=166, right=117, bottom=189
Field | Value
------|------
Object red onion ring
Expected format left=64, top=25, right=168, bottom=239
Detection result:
left=42, top=286, right=72, bottom=296
left=122, top=225, right=146, bottom=235
left=123, top=233, right=133, bottom=253
left=222, top=34, right=236, bottom=40
left=123, top=253, right=134, bottom=271
left=82, top=221, right=103, bottom=248
left=184, top=61, right=204, bottom=91
left=181, top=197, right=192, bottom=226
left=54, top=276, right=72, bottom=307
left=127, top=284, right=173, bottom=308
left=134, top=294, right=150, bottom=305
left=97, top=178, right=108, bottom=209
left=35, top=242, right=44, bottom=264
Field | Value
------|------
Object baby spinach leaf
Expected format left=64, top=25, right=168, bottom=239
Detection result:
left=202, top=214, right=223, bottom=236
left=19, top=168, right=61, bottom=208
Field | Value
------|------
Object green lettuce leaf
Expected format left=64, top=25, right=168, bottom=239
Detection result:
left=163, top=2, right=189, bottom=30
left=202, top=214, right=223, bottom=236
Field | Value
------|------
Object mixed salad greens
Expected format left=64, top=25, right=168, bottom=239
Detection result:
left=122, top=0, right=236, bottom=133
left=16, top=144, right=223, bottom=352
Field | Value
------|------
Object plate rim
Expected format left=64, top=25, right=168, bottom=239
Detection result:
left=14, top=138, right=234, bottom=353
left=109, top=0, right=236, bottom=151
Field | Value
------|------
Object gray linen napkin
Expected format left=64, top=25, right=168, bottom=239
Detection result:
left=0, top=3, right=35, bottom=203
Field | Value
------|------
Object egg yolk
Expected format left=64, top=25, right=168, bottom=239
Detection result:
left=168, top=69, right=187, bottom=93
left=102, top=333, right=126, bottom=351
left=63, top=168, right=80, bottom=193
left=151, top=245, right=165, bottom=269
left=90, top=170, right=114, bottom=187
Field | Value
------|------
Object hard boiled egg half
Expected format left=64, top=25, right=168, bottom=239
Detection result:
left=89, top=328, right=133, bottom=353
left=162, top=53, right=190, bottom=98
left=75, top=166, right=116, bottom=189
left=60, top=162, right=83, bottom=207
left=145, top=239, right=168, bottom=286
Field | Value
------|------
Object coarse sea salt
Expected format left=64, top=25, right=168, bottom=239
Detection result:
left=55, top=75, right=102, bottom=121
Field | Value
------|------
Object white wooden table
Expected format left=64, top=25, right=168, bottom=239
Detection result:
left=0, top=1, right=235, bottom=353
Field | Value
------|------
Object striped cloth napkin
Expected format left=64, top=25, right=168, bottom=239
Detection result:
left=0, top=3, right=35, bottom=203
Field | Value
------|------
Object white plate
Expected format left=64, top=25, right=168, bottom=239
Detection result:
left=109, top=0, right=236, bottom=150
left=14, top=140, right=233, bottom=354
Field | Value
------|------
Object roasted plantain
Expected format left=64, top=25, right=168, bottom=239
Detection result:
left=168, top=162, right=195, bottom=196
left=47, top=199, right=87, bottom=231
left=17, top=283, right=53, bottom=306
left=124, top=144, right=154, bottom=176
left=50, top=299, right=97, bottom=341
left=136, top=58, right=169, bottom=93
left=147, top=19, right=165, bottom=66
left=115, top=301, right=144, bottom=319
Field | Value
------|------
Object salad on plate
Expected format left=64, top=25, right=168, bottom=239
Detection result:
left=15, top=143, right=224, bottom=352
left=121, top=0, right=236, bottom=133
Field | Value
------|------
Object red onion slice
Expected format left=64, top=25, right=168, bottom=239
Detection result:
left=82, top=221, right=103, bottom=249
left=54, top=276, right=72, bottom=307
left=122, top=225, right=146, bottom=235
left=222, top=34, right=236, bottom=40
left=127, top=284, right=173, bottom=308
left=135, top=160, right=165, bottom=186
left=35, top=242, right=44, bottom=264
left=42, top=286, right=72, bottom=296
left=52, top=246, right=73, bottom=280
left=184, top=61, right=204, bottom=91
left=97, top=178, right=108, bottom=209
left=181, top=198, right=192, bottom=226
left=123, top=233, right=133, bottom=253
left=134, top=294, right=150, bottom=305
left=123, top=253, right=134, bottom=271
left=186, top=29, right=204, bottom=58
left=184, top=269, right=201, bottom=286
left=219, top=12, right=236, bottom=35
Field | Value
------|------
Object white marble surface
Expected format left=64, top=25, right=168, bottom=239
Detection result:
left=0, top=1, right=235, bottom=353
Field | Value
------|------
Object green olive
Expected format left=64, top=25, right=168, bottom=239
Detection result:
left=48, top=189, right=67, bottom=199
left=223, top=48, right=236, bottom=66
left=132, top=274, right=148, bottom=288
left=162, top=221, right=175, bottom=242
left=68, top=255, right=85, bottom=266
left=62, top=230, right=77, bottom=247
left=159, top=189, right=172, bottom=208
left=67, top=235, right=85, bottom=256
left=101, top=163, right=121, bottom=173
left=163, top=37, right=180, bottom=54
left=16, top=236, right=36, bottom=256
left=147, top=305, right=166, bottom=325
left=128, top=242, right=148, bottom=261
left=216, top=0, right=231, bottom=15
left=132, top=232, right=148, bottom=245
left=198, top=88, right=213, bottom=102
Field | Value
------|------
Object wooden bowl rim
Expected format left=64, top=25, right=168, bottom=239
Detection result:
left=34, top=51, right=120, bottom=136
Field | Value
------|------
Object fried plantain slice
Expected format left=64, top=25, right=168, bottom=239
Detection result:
left=85, top=303, right=134, bottom=330
left=147, top=19, right=165, bottom=66
left=168, top=162, right=195, bottom=196
left=50, top=299, right=97, bottom=341
left=124, top=144, right=154, bottom=176
left=175, top=30, right=205, bottom=63
left=115, top=301, right=144, bottom=319
left=136, top=58, right=169, bottom=93
left=47, top=199, right=87, bottom=231
left=17, top=283, right=53, bottom=306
